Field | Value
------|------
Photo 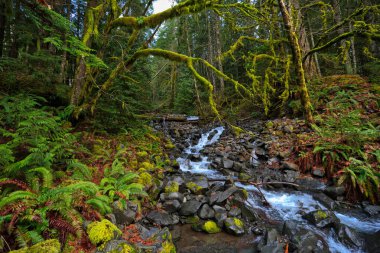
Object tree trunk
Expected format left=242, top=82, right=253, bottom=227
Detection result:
left=70, top=0, right=98, bottom=106
left=206, top=11, right=216, bottom=92
left=290, top=0, right=319, bottom=78
left=331, top=0, right=353, bottom=74
left=0, top=2, right=6, bottom=57
left=278, top=0, right=314, bottom=123
left=213, top=11, right=225, bottom=97
left=307, top=16, right=321, bottom=76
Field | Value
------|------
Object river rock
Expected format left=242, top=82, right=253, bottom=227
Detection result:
left=303, top=210, right=339, bottom=228
left=282, top=161, right=299, bottom=171
left=224, top=217, right=245, bottom=236
left=363, top=205, right=380, bottom=216
left=283, top=170, right=300, bottom=183
left=337, top=224, right=363, bottom=248
left=228, top=206, right=242, bottom=217
left=313, top=192, right=337, bottom=210
left=167, top=192, right=185, bottom=203
left=179, top=200, right=202, bottom=216
left=112, top=201, right=137, bottom=226
left=163, top=199, right=181, bottom=213
left=186, top=176, right=209, bottom=194
left=258, top=228, right=284, bottom=253
left=324, top=186, right=345, bottom=199
left=312, top=167, right=325, bottom=178
left=213, top=205, right=228, bottom=227
left=198, top=204, right=215, bottom=219
left=293, top=231, right=329, bottom=253
left=189, top=154, right=202, bottom=162
left=146, top=210, right=179, bottom=226
left=222, top=158, right=234, bottom=170
left=216, top=186, right=239, bottom=204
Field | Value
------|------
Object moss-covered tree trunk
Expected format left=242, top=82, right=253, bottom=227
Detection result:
left=278, top=0, right=314, bottom=123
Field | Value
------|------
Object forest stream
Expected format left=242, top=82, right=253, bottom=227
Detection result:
left=157, top=122, right=380, bottom=253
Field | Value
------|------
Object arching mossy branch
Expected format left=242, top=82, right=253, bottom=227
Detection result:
left=108, top=0, right=220, bottom=31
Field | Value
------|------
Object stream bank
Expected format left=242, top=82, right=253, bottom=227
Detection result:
left=154, top=119, right=380, bottom=253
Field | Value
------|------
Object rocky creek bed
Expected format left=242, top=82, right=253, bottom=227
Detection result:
left=153, top=119, right=380, bottom=253
left=93, top=118, right=380, bottom=253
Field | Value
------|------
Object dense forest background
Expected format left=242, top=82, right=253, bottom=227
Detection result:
left=0, top=0, right=379, bottom=252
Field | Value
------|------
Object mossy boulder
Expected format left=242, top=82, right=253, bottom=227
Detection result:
left=303, top=210, right=339, bottom=228
left=202, top=220, right=221, bottom=234
left=165, top=181, right=179, bottom=193
left=224, top=218, right=245, bottom=236
left=87, top=219, right=122, bottom=249
left=160, top=241, right=176, bottom=253
left=137, top=171, right=153, bottom=187
left=10, top=239, right=60, bottom=253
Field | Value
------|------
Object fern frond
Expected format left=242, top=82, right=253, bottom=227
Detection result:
left=0, top=191, right=36, bottom=209
left=28, top=167, right=53, bottom=188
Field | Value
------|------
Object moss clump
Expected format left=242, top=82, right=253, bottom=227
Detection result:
left=160, top=241, right=176, bottom=253
left=141, top=161, right=155, bottom=171
left=137, top=151, right=148, bottom=158
left=108, top=243, right=136, bottom=253
left=238, top=173, right=250, bottom=181
left=186, top=182, right=203, bottom=194
left=165, top=141, right=175, bottom=149
left=266, top=121, right=274, bottom=129
left=233, top=218, right=244, bottom=228
left=315, top=210, right=328, bottom=219
left=165, top=181, right=179, bottom=193
left=202, top=221, right=221, bottom=234
left=87, top=219, right=121, bottom=249
left=138, top=171, right=153, bottom=186
left=10, top=239, right=61, bottom=253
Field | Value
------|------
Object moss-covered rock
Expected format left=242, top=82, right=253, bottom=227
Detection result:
left=87, top=219, right=122, bottom=249
left=165, top=181, right=179, bottom=193
left=137, top=171, right=153, bottom=186
left=224, top=218, right=245, bottom=236
left=10, top=239, right=60, bottom=253
left=106, top=242, right=136, bottom=253
left=202, top=220, right=221, bottom=234
left=160, top=241, right=176, bottom=253
left=185, top=181, right=204, bottom=194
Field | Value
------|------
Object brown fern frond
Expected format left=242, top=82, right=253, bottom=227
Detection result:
left=48, top=216, right=77, bottom=235
left=0, top=179, right=31, bottom=191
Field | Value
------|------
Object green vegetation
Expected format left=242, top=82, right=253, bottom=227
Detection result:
left=0, top=0, right=379, bottom=251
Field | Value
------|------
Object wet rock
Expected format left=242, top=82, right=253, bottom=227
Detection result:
left=324, top=186, right=345, bottom=199
left=295, top=177, right=326, bottom=191
left=222, top=158, right=234, bottom=170
left=283, top=170, right=300, bottom=183
left=233, top=199, right=260, bottom=222
left=167, top=192, right=185, bottom=203
left=258, top=228, right=284, bottom=253
left=312, top=167, right=325, bottom=178
left=363, top=205, right=380, bottom=216
left=303, top=210, right=339, bottom=228
left=198, top=204, right=215, bottom=219
left=282, top=161, right=299, bottom=171
left=364, top=231, right=380, bottom=253
left=313, top=193, right=337, bottom=210
left=189, top=154, right=202, bottom=162
left=146, top=210, right=179, bottom=226
left=186, top=176, right=209, bottom=194
left=293, top=231, right=329, bottom=253
left=252, top=226, right=264, bottom=235
left=216, top=186, right=239, bottom=204
left=337, top=224, right=363, bottom=248
left=224, top=217, right=245, bottom=236
left=163, top=199, right=181, bottom=213
left=179, top=200, right=203, bottom=216
left=232, top=162, right=244, bottom=172
left=112, top=201, right=137, bottom=226
left=228, top=206, right=242, bottom=217
left=213, top=205, right=228, bottom=227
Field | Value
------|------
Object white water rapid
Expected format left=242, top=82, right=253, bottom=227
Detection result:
left=176, top=127, right=380, bottom=253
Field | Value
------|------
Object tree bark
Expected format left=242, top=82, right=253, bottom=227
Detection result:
left=213, top=11, right=225, bottom=97
left=278, top=0, right=314, bottom=123
left=331, top=0, right=353, bottom=74
left=0, top=2, right=6, bottom=57
left=290, top=0, right=319, bottom=78
left=206, top=11, right=216, bottom=92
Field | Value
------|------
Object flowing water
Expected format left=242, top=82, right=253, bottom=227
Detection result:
left=176, top=126, right=380, bottom=253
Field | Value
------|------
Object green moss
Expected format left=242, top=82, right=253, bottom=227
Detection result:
left=266, top=121, right=274, bottom=129
left=315, top=210, right=328, bottom=219
left=10, top=239, right=61, bottom=253
left=186, top=182, right=203, bottom=194
left=160, top=241, right=176, bottom=253
left=141, top=161, right=154, bottom=171
left=202, top=221, right=221, bottom=234
left=136, top=151, right=148, bottom=158
left=165, top=181, right=179, bottom=193
left=184, top=216, right=200, bottom=224
left=238, top=173, right=250, bottom=181
left=137, top=172, right=152, bottom=186
left=233, top=218, right=244, bottom=228
left=108, top=243, right=136, bottom=253
left=87, top=219, right=121, bottom=249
